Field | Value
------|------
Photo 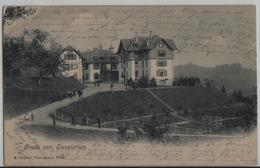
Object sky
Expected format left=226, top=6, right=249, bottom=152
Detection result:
left=3, top=6, right=256, bottom=69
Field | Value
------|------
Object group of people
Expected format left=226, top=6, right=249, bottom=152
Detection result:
left=72, top=88, right=83, bottom=100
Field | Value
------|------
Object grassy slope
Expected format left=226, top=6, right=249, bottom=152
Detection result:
left=57, top=90, right=173, bottom=124
left=150, top=87, right=231, bottom=110
left=57, top=87, right=233, bottom=126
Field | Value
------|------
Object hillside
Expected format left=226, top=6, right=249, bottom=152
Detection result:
left=150, top=87, right=231, bottom=110
left=57, top=87, right=235, bottom=128
left=174, top=63, right=256, bottom=91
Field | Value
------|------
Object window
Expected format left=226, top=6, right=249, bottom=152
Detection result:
left=135, top=61, right=138, bottom=69
left=100, top=56, right=105, bottom=60
left=94, top=73, right=100, bottom=80
left=63, top=64, right=70, bottom=71
left=64, top=53, right=76, bottom=60
left=94, top=64, right=100, bottom=70
left=111, top=63, right=117, bottom=70
left=159, top=42, right=164, bottom=48
left=84, top=63, right=88, bottom=70
left=71, top=64, right=78, bottom=69
left=158, top=50, right=165, bottom=57
left=157, top=59, right=167, bottom=67
left=156, top=69, right=167, bottom=77
left=85, top=74, right=89, bottom=80
left=135, top=70, right=138, bottom=79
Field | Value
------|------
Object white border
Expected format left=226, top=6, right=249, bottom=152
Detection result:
left=0, top=0, right=259, bottom=166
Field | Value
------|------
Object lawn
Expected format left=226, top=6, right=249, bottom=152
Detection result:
left=150, top=87, right=232, bottom=110
left=56, top=89, right=174, bottom=126
left=56, top=87, right=240, bottom=131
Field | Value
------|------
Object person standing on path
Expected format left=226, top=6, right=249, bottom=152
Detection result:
left=31, top=112, right=34, bottom=121
left=97, top=117, right=101, bottom=128
left=71, top=115, right=76, bottom=125
left=52, top=112, right=56, bottom=125
left=82, top=114, right=87, bottom=126
left=110, top=83, right=114, bottom=92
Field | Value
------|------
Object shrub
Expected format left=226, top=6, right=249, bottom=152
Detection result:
left=142, top=114, right=168, bottom=140
left=117, top=124, right=128, bottom=143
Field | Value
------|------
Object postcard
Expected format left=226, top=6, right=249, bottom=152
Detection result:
left=2, top=5, right=257, bottom=166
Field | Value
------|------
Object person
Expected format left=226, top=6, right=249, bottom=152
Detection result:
left=52, top=113, right=56, bottom=125
left=71, top=115, right=76, bottom=125
left=110, top=83, right=114, bottom=92
left=97, top=117, right=101, bottom=128
left=24, top=112, right=30, bottom=120
left=82, top=114, right=87, bottom=126
left=31, top=112, right=34, bottom=121
left=73, top=88, right=76, bottom=97
left=77, top=90, right=83, bottom=100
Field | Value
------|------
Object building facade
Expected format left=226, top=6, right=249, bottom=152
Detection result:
left=117, top=32, right=177, bottom=86
left=60, top=46, right=83, bottom=82
left=81, top=47, right=120, bottom=83
left=59, top=33, right=177, bottom=85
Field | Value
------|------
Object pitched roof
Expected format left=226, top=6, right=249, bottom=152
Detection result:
left=119, top=34, right=177, bottom=52
left=81, top=48, right=119, bottom=63
left=61, top=45, right=81, bottom=57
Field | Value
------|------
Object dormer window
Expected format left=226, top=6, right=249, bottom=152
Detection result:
left=159, top=42, right=164, bottom=48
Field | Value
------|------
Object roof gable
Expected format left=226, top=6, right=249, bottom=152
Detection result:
left=61, top=45, right=81, bottom=58
left=118, top=35, right=177, bottom=52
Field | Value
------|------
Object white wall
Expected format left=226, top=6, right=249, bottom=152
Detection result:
left=60, top=50, right=83, bottom=82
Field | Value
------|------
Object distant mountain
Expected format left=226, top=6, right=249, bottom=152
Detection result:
left=174, top=63, right=256, bottom=92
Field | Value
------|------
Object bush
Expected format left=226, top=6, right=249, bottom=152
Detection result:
left=117, top=124, right=128, bottom=143
left=142, top=114, right=168, bottom=140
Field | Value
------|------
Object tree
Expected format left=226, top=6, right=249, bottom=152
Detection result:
left=195, top=77, right=201, bottom=86
left=204, top=78, right=211, bottom=88
left=3, top=29, right=63, bottom=84
left=3, top=36, right=27, bottom=77
left=23, top=29, right=63, bottom=84
left=3, top=6, right=36, bottom=25
left=143, top=114, right=168, bottom=140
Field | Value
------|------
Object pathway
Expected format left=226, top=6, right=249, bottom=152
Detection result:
left=9, top=83, right=125, bottom=125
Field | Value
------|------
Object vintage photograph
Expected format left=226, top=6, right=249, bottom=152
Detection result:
left=2, top=5, right=257, bottom=166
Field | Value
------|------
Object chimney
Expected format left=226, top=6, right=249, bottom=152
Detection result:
left=135, top=32, right=138, bottom=43
left=149, top=30, right=152, bottom=39
left=109, top=41, right=114, bottom=52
